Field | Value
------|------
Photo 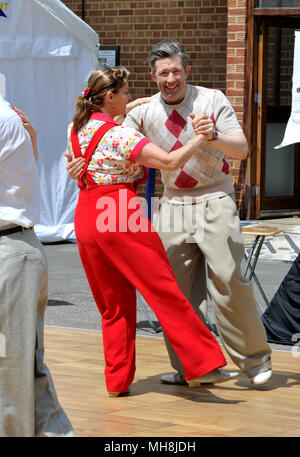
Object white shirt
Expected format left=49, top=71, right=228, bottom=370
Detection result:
left=0, top=95, right=40, bottom=228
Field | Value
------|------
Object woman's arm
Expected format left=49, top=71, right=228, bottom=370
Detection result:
left=12, top=107, right=38, bottom=162
left=135, top=134, right=205, bottom=171
left=65, top=134, right=205, bottom=178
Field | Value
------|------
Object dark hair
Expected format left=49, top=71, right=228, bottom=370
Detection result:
left=72, top=66, right=130, bottom=131
left=148, top=40, right=189, bottom=73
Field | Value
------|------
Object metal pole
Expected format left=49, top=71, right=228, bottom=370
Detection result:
left=145, top=168, right=156, bottom=221
left=81, top=0, right=85, bottom=21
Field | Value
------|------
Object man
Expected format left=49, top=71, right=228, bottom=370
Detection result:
left=0, top=95, right=75, bottom=436
left=66, top=40, right=272, bottom=386
left=123, top=40, right=272, bottom=387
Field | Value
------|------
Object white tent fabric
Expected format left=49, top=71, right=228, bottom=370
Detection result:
left=0, top=0, right=99, bottom=242
left=275, top=30, right=300, bottom=149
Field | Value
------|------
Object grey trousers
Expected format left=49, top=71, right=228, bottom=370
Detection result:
left=0, top=228, right=74, bottom=437
left=156, top=194, right=272, bottom=378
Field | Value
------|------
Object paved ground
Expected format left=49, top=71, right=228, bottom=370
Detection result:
left=44, top=233, right=297, bottom=353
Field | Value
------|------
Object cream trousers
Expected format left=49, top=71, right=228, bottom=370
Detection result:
left=156, top=194, right=271, bottom=378
left=0, top=228, right=74, bottom=437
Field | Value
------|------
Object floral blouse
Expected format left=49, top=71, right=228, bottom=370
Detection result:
left=67, top=117, right=150, bottom=186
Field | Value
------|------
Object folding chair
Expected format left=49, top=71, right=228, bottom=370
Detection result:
left=137, top=292, right=162, bottom=333
left=242, top=225, right=281, bottom=310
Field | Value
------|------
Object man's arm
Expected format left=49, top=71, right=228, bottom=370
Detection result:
left=190, top=90, right=249, bottom=160
left=122, top=102, right=145, bottom=132
left=64, top=152, right=84, bottom=180
left=210, top=131, right=248, bottom=160
left=190, top=113, right=248, bottom=160
left=115, top=98, right=150, bottom=125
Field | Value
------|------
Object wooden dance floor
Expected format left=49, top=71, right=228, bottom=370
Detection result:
left=45, top=325, right=300, bottom=438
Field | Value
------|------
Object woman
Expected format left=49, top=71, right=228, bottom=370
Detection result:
left=67, top=67, right=238, bottom=397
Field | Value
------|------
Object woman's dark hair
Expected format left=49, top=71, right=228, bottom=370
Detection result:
left=72, top=66, right=130, bottom=131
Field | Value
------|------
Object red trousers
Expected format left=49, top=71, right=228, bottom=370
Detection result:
left=74, top=184, right=226, bottom=393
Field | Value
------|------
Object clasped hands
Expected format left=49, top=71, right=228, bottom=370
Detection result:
left=189, top=112, right=215, bottom=140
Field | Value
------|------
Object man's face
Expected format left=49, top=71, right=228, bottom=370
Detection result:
left=151, top=55, right=191, bottom=105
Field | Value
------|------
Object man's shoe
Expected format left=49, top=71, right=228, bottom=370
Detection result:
left=160, top=372, right=188, bottom=385
left=188, top=368, right=239, bottom=387
left=251, top=369, right=272, bottom=386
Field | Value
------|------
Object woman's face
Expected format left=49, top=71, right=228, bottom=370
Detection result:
left=111, top=82, right=132, bottom=116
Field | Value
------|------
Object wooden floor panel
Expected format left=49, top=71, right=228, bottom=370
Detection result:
left=44, top=325, right=300, bottom=438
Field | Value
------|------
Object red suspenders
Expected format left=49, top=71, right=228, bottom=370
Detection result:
left=70, top=117, right=117, bottom=190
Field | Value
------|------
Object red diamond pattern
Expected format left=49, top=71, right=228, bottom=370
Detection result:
left=174, top=170, right=198, bottom=189
left=165, top=110, right=199, bottom=189
left=170, top=140, right=183, bottom=151
left=165, top=110, right=187, bottom=138
left=222, top=157, right=230, bottom=175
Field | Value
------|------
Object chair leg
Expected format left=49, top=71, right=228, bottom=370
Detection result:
left=137, top=291, right=162, bottom=333
left=243, top=235, right=269, bottom=313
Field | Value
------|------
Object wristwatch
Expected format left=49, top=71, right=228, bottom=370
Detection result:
left=208, top=129, right=219, bottom=141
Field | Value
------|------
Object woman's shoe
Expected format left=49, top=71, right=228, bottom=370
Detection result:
left=108, top=390, right=130, bottom=398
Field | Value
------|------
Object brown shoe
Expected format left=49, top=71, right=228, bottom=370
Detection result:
left=108, top=390, right=130, bottom=398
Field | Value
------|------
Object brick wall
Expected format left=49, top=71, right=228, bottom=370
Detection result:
left=63, top=0, right=228, bottom=93
left=62, top=1, right=248, bottom=214
left=226, top=0, right=248, bottom=217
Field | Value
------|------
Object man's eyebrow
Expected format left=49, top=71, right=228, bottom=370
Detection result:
left=158, top=67, right=182, bottom=73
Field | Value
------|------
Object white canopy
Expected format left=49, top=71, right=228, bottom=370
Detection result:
left=0, top=0, right=99, bottom=242
left=275, top=30, right=300, bottom=149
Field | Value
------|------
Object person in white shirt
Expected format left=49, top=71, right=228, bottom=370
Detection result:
left=0, top=95, right=74, bottom=437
